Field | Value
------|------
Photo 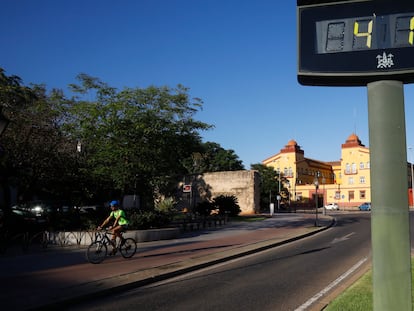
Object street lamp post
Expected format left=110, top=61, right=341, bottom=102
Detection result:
left=277, top=168, right=281, bottom=211
left=322, top=177, right=326, bottom=215
left=314, top=172, right=320, bottom=227
left=287, top=180, right=291, bottom=207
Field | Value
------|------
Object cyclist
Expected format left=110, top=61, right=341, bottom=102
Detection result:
left=98, top=200, right=129, bottom=255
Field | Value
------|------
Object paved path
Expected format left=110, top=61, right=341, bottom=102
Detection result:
left=0, top=213, right=333, bottom=310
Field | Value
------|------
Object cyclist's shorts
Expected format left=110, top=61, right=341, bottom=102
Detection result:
left=120, top=224, right=129, bottom=231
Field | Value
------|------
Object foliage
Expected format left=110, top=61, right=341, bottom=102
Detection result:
left=250, top=163, right=286, bottom=211
left=128, top=210, right=171, bottom=230
left=1, top=70, right=81, bottom=204
left=183, top=142, right=244, bottom=174
left=212, top=195, right=241, bottom=216
left=47, top=210, right=82, bottom=231
left=194, top=201, right=215, bottom=216
left=78, top=208, right=108, bottom=230
left=0, top=68, right=247, bottom=216
left=0, top=69, right=218, bottom=207
left=155, top=197, right=176, bottom=214
left=63, top=75, right=213, bottom=205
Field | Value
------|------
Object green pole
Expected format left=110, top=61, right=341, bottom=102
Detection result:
left=367, top=80, right=412, bottom=311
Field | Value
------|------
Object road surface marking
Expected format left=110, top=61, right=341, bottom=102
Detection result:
left=294, top=257, right=368, bottom=311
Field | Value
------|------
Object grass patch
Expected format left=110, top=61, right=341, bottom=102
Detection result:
left=325, top=259, right=414, bottom=310
left=325, top=273, right=373, bottom=311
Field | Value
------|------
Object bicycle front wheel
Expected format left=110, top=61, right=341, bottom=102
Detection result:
left=120, top=238, right=137, bottom=258
left=86, top=241, right=107, bottom=264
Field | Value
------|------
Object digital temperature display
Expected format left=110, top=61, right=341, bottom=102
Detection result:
left=316, top=14, right=414, bottom=54
left=298, top=0, right=414, bottom=86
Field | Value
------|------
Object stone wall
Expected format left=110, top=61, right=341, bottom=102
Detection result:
left=179, top=170, right=260, bottom=215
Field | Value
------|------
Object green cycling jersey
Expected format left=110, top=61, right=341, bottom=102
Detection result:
left=110, top=209, right=129, bottom=226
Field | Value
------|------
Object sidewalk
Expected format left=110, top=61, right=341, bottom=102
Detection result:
left=0, top=213, right=334, bottom=310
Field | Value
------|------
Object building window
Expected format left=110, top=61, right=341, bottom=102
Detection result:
left=348, top=177, right=354, bottom=185
left=360, top=191, right=366, bottom=199
left=366, top=162, right=370, bottom=168
left=352, top=163, right=357, bottom=173
left=349, top=191, right=355, bottom=200
left=360, top=162, right=364, bottom=169
left=360, top=176, right=366, bottom=184
left=345, top=163, right=350, bottom=174
left=335, top=191, right=341, bottom=199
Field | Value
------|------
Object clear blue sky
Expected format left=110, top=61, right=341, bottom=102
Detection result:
left=2, top=0, right=414, bottom=167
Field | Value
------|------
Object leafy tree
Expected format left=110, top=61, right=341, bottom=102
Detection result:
left=0, top=68, right=34, bottom=110
left=1, top=70, right=80, bottom=203
left=183, top=142, right=244, bottom=173
left=63, top=74, right=213, bottom=206
left=0, top=69, right=246, bottom=215
left=250, top=163, right=283, bottom=211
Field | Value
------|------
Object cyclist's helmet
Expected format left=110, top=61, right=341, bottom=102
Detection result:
left=110, top=200, right=119, bottom=207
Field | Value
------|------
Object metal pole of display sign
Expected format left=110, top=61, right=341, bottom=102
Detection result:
left=368, top=81, right=412, bottom=311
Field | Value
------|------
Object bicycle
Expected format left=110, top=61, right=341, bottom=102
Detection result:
left=86, top=229, right=137, bottom=264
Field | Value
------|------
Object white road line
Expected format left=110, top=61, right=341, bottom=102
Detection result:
left=331, top=232, right=356, bottom=244
left=294, top=257, right=368, bottom=311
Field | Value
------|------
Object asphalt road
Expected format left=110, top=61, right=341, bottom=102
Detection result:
left=69, top=213, right=372, bottom=311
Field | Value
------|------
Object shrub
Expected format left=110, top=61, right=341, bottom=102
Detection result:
left=194, top=201, right=214, bottom=217
left=213, top=195, right=241, bottom=217
left=128, top=210, right=171, bottom=230
left=155, top=197, right=176, bottom=215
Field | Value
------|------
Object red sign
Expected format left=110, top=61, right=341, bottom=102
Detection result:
left=183, top=185, right=192, bottom=193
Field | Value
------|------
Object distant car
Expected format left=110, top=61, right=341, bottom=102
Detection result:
left=2, top=207, right=47, bottom=232
left=359, top=202, right=371, bottom=211
left=20, top=200, right=74, bottom=217
left=324, top=203, right=339, bottom=210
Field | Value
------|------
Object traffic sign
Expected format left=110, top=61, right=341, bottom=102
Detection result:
left=183, top=184, right=192, bottom=193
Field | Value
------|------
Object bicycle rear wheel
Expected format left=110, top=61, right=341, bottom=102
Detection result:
left=86, top=241, right=107, bottom=264
left=120, top=238, right=137, bottom=258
